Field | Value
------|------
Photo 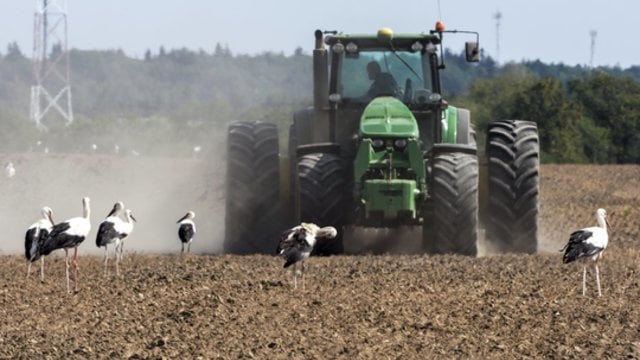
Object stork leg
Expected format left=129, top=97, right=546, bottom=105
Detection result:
left=115, top=248, right=120, bottom=276
left=292, top=263, right=297, bottom=290
left=64, top=249, right=70, bottom=293
left=115, top=241, right=121, bottom=276
left=103, top=245, right=109, bottom=275
left=301, top=260, right=306, bottom=290
left=27, top=261, right=32, bottom=278
left=187, top=242, right=191, bottom=254
left=181, top=243, right=185, bottom=255
left=72, top=247, right=79, bottom=292
left=40, top=257, right=44, bottom=282
left=595, top=263, right=602, bottom=297
left=582, top=265, right=587, bottom=296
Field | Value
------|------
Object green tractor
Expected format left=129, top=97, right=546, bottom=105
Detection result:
left=224, top=23, right=539, bottom=256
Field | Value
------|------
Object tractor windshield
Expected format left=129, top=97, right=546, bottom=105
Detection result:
left=336, top=50, right=431, bottom=104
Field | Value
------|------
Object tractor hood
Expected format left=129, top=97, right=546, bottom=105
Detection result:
left=359, top=97, right=419, bottom=138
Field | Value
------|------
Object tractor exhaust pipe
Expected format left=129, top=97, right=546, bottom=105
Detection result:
left=313, top=30, right=330, bottom=142
left=313, top=30, right=329, bottom=112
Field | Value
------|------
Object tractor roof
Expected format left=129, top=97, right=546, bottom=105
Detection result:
left=325, top=28, right=441, bottom=50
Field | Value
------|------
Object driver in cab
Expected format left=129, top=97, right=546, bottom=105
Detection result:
left=363, top=60, right=399, bottom=100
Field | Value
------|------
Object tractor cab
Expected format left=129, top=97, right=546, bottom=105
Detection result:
left=325, top=28, right=440, bottom=108
left=324, top=25, right=478, bottom=109
left=313, top=25, right=480, bottom=153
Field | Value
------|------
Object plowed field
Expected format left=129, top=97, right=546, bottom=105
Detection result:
left=1, top=157, right=639, bottom=359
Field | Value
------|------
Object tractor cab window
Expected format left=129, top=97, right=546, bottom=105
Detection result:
left=337, top=50, right=430, bottom=104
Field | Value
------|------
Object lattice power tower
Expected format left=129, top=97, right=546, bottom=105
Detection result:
left=30, top=0, right=73, bottom=130
left=493, top=11, right=502, bottom=64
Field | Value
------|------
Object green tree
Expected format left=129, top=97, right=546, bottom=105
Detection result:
left=569, top=72, right=640, bottom=163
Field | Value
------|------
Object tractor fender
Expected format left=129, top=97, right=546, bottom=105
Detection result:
left=455, top=108, right=474, bottom=145
left=431, top=143, right=477, bottom=156
left=296, top=142, right=341, bottom=158
left=441, top=106, right=475, bottom=146
left=292, top=107, right=314, bottom=148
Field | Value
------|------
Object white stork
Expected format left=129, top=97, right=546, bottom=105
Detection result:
left=25, top=206, right=54, bottom=281
left=114, top=209, right=136, bottom=269
left=41, top=197, right=91, bottom=293
left=95, top=202, right=124, bottom=275
left=193, top=145, right=202, bottom=158
left=5, top=162, right=15, bottom=179
left=561, top=208, right=611, bottom=297
left=277, top=223, right=338, bottom=290
left=177, top=211, right=196, bottom=254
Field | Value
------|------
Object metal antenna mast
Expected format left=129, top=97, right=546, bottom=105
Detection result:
left=493, top=10, right=502, bottom=64
left=589, top=29, right=597, bottom=69
left=30, top=0, right=73, bottom=130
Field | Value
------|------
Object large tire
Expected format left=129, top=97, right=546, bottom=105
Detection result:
left=485, top=120, right=539, bottom=254
left=224, top=121, right=281, bottom=254
left=423, top=152, right=478, bottom=256
left=297, top=153, right=346, bottom=255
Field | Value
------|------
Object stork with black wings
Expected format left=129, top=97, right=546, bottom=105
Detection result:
left=40, top=197, right=91, bottom=293
left=277, top=223, right=337, bottom=289
left=561, top=208, right=611, bottom=297
left=25, top=206, right=55, bottom=281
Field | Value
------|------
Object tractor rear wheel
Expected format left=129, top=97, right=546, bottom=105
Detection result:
left=297, top=153, right=346, bottom=255
left=485, top=120, right=539, bottom=254
left=224, top=121, right=282, bottom=254
left=423, top=152, right=478, bottom=256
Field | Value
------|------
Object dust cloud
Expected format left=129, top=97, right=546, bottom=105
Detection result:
left=0, top=141, right=226, bottom=256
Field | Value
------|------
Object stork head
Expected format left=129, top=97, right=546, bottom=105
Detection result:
left=82, top=197, right=91, bottom=217
left=125, top=209, right=137, bottom=222
left=177, top=211, right=195, bottom=223
left=107, top=201, right=124, bottom=217
left=41, top=206, right=54, bottom=224
left=316, top=226, right=338, bottom=240
left=596, top=208, right=611, bottom=230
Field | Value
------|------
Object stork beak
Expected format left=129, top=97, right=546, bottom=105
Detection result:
left=177, top=213, right=188, bottom=223
left=605, top=217, right=612, bottom=230
left=107, top=205, right=117, bottom=217
left=48, top=212, right=55, bottom=225
left=131, top=213, right=138, bottom=222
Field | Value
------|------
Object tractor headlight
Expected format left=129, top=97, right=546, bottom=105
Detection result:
left=371, top=139, right=385, bottom=150
left=410, top=41, right=423, bottom=52
left=345, top=42, right=358, bottom=53
left=428, top=93, right=442, bottom=103
left=394, top=139, right=408, bottom=150
left=332, top=43, right=345, bottom=54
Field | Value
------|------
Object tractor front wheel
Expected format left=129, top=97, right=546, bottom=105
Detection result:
left=297, top=152, right=347, bottom=255
left=423, top=152, right=478, bottom=256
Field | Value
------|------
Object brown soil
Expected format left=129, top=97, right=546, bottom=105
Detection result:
left=1, top=155, right=639, bottom=359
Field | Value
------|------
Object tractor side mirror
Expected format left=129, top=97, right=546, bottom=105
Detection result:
left=465, top=41, right=480, bottom=62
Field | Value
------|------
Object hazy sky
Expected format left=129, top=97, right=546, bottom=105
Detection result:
left=0, top=0, right=637, bottom=68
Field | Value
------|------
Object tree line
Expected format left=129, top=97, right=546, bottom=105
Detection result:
left=0, top=42, right=639, bottom=162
